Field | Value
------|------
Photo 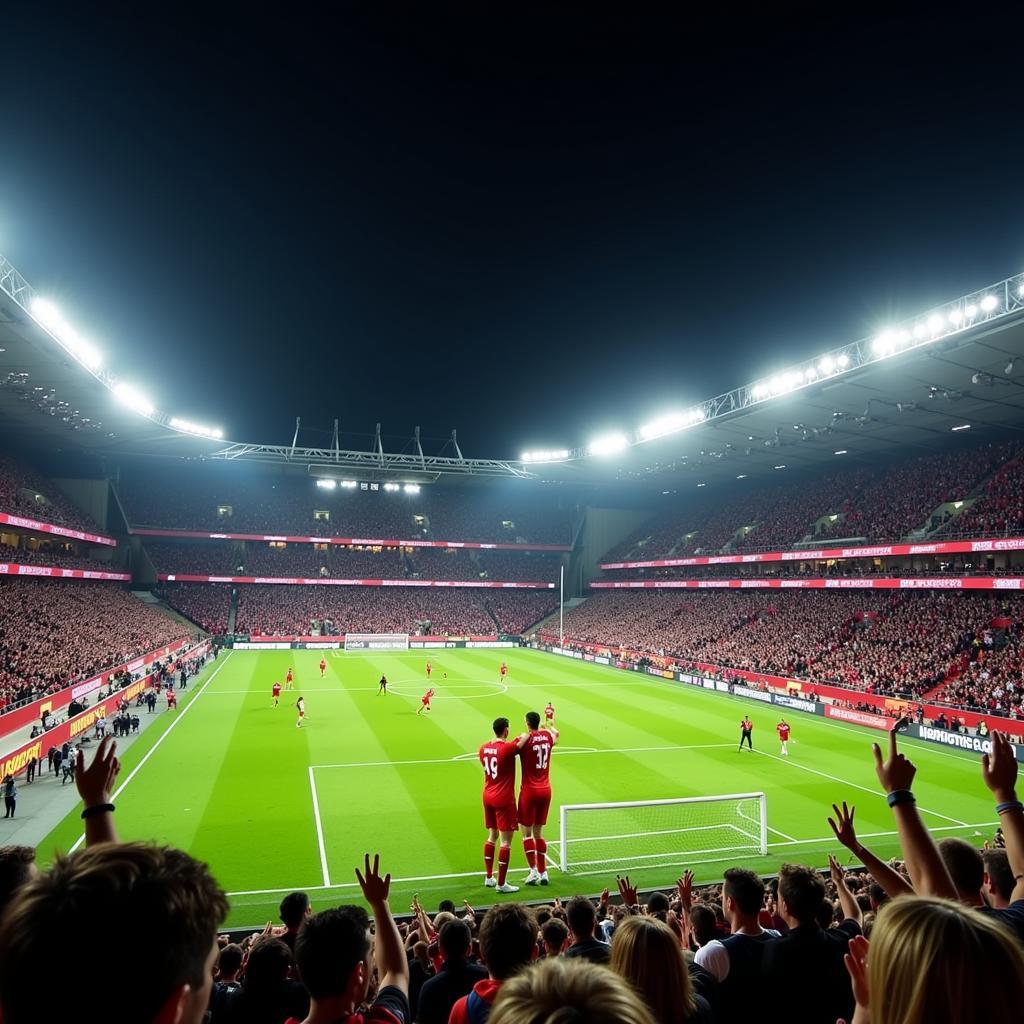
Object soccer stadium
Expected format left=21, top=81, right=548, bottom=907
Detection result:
left=3, top=11, right=1024, bottom=1024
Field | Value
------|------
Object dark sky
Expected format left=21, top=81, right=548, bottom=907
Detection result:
left=3, top=7, right=1023, bottom=458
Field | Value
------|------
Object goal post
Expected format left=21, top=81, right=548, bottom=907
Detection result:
left=343, top=633, right=410, bottom=651
left=558, top=792, right=768, bottom=874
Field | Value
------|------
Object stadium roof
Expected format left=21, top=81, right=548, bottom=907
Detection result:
left=3, top=249, right=1024, bottom=489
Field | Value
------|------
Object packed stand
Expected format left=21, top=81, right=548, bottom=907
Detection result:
left=602, top=441, right=1022, bottom=563
left=118, top=466, right=573, bottom=544
left=158, top=584, right=232, bottom=634
left=483, top=592, right=560, bottom=634
left=0, top=454, right=103, bottom=535
left=0, top=578, right=188, bottom=711
left=943, top=452, right=1024, bottom=538
left=0, top=539, right=116, bottom=573
left=3, top=726, right=1024, bottom=1024
left=557, top=589, right=1024, bottom=705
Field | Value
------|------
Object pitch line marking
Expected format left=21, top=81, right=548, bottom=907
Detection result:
left=69, top=652, right=234, bottom=854
left=224, top=819, right=999, bottom=898
left=750, top=747, right=970, bottom=827
left=310, top=743, right=736, bottom=770
left=308, top=766, right=331, bottom=887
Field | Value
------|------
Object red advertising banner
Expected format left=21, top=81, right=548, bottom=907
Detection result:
left=243, top=633, right=499, bottom=643
left=824, top=705, right=897, bottom=731
left=590, top=576, right=1024, bottom=591
left=0, top=562, right=130, bottom=582
left=0, top=638, right=192, bottom=740
left=0, top=510, right=117, bottom=547
left=159, top=574, right=555, bottom=588
left=133, top=526, right=569, bottom=552
left=600, top=536, right=1024, bottom=570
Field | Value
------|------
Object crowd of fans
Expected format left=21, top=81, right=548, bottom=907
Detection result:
left=119, top=468, right=573, bottom=544
left=556, top=590, right=1024, bottom=709
left=157, top=584, right=233, bottom=635
left=145, top=542, right=560, bottom=583
left=0, top=579, right=188, bottom=711
left=0, top=454, right=103, bottom=536
left=604, top=440, right=1022, bottom=563
left=2, top=724, right=1023, bottom=1024
left=0, top=539, right=115, bottom=573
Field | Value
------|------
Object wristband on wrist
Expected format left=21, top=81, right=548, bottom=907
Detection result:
left=886, top=789, right=915, bottom=808
left=995, top=800, right=1024, bottom=815
left=81, top=803, right=115, bottom=819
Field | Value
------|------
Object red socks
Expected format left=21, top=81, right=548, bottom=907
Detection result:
left=523, top=837, right=537, bottom=869
left=536, top=838, right=548, bottom=874
left=483, top=841, right=495, bottom=879
left=497, top=846, right=511, bottom=886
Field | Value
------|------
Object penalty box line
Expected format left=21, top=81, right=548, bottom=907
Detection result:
left=225, top=818, right=1000, bottom=899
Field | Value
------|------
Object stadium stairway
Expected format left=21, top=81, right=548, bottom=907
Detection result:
left=525, top=598, right=586, bottom=638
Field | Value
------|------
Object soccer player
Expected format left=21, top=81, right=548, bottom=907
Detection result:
left=296, top=696, right=306, bottom=727
left=417, top=687, right=435, bottom=715
left=499, top=661, right=508, bottom=683
left=544, top=702, right=555, bottom=724
left=776, top=718, right=790, bottom=755
left=426, top=660, right=432, bottom=679
left=739, top=715, right=753, bottom=751
left=378, top=674, right=388, bottom=695
left=319, top=657, right=327, bottom=678
left=286, top=667, right=294, bottom=689
left=166, top=687, right=177, bottom=710
left=479, top=717, right=528, bottom=893
left=518, top=711, right=559, bottom=886
left=272, top=681, right=282, bottom=707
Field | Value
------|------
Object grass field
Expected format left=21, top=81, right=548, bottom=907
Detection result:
left=38, top=648, right=997, bottom=926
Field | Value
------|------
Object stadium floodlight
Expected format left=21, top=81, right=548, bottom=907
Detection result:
left=774, top=464, right=786, bottom=470
left=316, top=479, right=337, bottom=490
left=951, top=423, right=971, bottom=431
left=587, top=432, right=629, bottom=457
left=521, top=448, right=570, bottom=463
left=339, top=480, right=358, bottom=488
left=169, top=416, right=223, bottom=440
left=29, top=296, right=103, bottom=371
left=818, top=355, right=834, bottom=375
left=980, top=294, right=999, bottom=312
left=638, top=408, right=705, bottom=442
left=834, top=449, right=848, bottom=455
left=913, top=322, right=928, bottom=339
left=927, top=313, right=945, bottom=333
left=112, top=381, right=155, bottom=418
left=403, top=483, right=421, bottom=494
left=964, top=303, right=978, bottom=318
left=383, top=482, right=400, bottom=492
left=837, top=353, right=849, bottom=367
left=949, top=308, right=964, bottom=325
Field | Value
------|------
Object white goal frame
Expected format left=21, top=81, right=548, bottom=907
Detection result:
left=558, top=792, right=768, bottom=873
left=343, top=633, right=410, bottom=651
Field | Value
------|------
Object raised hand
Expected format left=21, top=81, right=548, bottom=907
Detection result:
left=356, top=853, right=392, bottom=906
left=617, top=874, right=638, bottom=905
left=843, top=934, right=870, bottom=1015
left=828, top=802, right=859, bottom=852
left=75, top=735, right=119, bottom=808
left=982, top=731, right=1018, bottom=802
left=828, top=854, right=845, bottom=885
left=872, top=725, right=916, bottom=794
left=676, top=870, right=694, bottom=912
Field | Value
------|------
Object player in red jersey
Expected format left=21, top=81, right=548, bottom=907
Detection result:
left=272, top=682, right=282, bottom=707
left=319, top=658, right=327, bottom=678
left=518, top=711, right=560, bottom=886
left=166, top=687, right=176, bottom=710
left=544, top=702, right=555, bottom=723
left=426, top=660, right=432, bottom=678
left=285, top=667, right=294, bottom=690
left=296, top=696, right=306, bottom=727
left=479, top=716, right=529, bottom=893
left=499, top=661, right=508, bottom=682
left=776, top=718, right=790, bottom=756
left=417, top=687, right=435, bottom=715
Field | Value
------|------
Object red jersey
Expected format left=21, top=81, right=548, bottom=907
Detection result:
left=479, top=739, right=518, bottom=804
left=519, top=729, right=554, bottom=790
left=544, top=704, right=555, bottom=721
left=499, top=663, right=507, bottom=676
left=319, top=659, right=326, bottom=670
left=286, top=669, right=293, bottom=682
left=272, top=683, right=282, bottom=696
left=422, top=688, right=435, bottom=703
left=426, top=661, right=432, bottom=674
left=777, top=723, right=790, bottom=741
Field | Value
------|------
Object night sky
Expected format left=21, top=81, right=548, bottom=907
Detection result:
left=2, top=7, right=1023, bottom=458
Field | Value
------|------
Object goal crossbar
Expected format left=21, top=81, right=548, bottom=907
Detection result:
left=558, top=792, right=768, bottom=873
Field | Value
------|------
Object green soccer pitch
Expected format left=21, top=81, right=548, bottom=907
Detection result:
left=37, top=647, right=997, bottom=926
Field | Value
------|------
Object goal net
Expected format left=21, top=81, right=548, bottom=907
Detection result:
left=558, top=793, right=767, bottom=875
left=343, top=633, right=410, bottom=651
